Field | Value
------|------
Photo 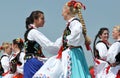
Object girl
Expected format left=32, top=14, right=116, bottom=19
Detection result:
left=24, top=10, right=59, bottom=78
left=106, top=25, right=120, bottom=78
left=93, top=27, right=110, bottom=78
left=33, top=0, right=91, bottom=78
left=10, top=38, right=25, bottom=78
left=0, top=42, right=13, bottom=78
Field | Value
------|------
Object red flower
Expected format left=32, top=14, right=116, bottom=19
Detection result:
left=0, top=46, right=3, bottom=50
left=71, top=1, right=77, bottom=6
left=74, top=2, right=78, bottom=9
left=20, top=38, right=23, bottom=43
left=67, top=2, right=72, bottom=7
left=67, top=1, right=77, bottom=7
left=67, top=0, right=86, bottom=10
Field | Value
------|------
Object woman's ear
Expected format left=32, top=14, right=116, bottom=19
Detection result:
left=66, top=8, right=71, bottom=15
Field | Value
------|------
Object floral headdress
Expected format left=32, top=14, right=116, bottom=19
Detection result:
left=0, top=46, right=3, bottom=50
left=15, top=38, right=23, bottom=43
left=66, top=0, right=86, bottom=10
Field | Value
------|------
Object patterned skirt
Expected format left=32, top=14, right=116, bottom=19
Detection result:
left=33, top=48, right=91, bottom=78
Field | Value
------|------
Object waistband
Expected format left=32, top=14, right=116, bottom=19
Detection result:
left=109, top=62, right=120, bottom=67
left=24, top=53, right=35, bottom=60
left=69, top=45, right=82, bottom=49
left=24, top=53, right=44, bottom=60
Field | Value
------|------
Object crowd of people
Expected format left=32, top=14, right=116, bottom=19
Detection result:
left=0, top=0, right=120, bottom=78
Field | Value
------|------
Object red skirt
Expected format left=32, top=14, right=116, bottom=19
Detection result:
left=116, top=70, right=120, bottom=78
left=89, top=67, right=95, bottom=78
left=13, top=73, right=23, bottom=78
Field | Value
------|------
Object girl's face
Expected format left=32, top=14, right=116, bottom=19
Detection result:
left=62, top=6, right=70, bottom=21
left=5, top=44, right=12, bottom=55
left=12, top=43, right=17, bottom=52
left=99, top=30, right=109, bottom=41
left=35, top=14, right=45, bottom=28
left=112, top=28, right=119, bottom=40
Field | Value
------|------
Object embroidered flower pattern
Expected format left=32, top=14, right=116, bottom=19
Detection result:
left=67, top=52, right=72, bottom=78
left=63, top=26, right=71, bottom=50
left=38, top=73, right=50, bottom=78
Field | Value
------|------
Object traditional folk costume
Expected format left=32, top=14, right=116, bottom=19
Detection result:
left=10, top=51, right=25, bottom=78
left=24, top=24, right=59, bottom=78
left=33, top=17, right=91, bottom=78
left=105, top=41, right=120, bottom=78
left=94, top=41, right=110, bottom=78
left=1, top=53, right=13, bottom=78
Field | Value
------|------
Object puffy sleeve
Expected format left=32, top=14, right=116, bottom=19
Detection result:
left=28, top=29, right=62, bottom=57
left=66, top=20, right=84, bottom=46
left=1, top=56, right=10, bottom=72
left=16, top=52, right=25, bottom=74
left=107, top=42, right=120, bottom=63
left=96, top=42, right=108, bottom=60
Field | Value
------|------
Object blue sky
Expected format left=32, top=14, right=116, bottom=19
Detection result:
left=0, top=0, right=120, bottom=66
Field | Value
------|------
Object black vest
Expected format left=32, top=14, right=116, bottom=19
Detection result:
left=62, top=18, right=80, bottom=50
left=24, top=28, right=41, bottom=54
left=115, top=41, right=120, bottom=63
left=94, top=41, right=109, bottom=59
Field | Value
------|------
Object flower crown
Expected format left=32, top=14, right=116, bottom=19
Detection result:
left=16, top=38, right=23, bottom=43
left=67, top=0, right=86, bottom=10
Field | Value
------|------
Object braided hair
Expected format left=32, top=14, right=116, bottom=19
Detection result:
left=66, top=0, right=91, bottom=49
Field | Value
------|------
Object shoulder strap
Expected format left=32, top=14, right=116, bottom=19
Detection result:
left=1, top=55, right=7, bottom=60
left=24, top=28, right=34, bottom=41
left=67, top=18, right=80, bottom=27
left=115, top=40, right=120, bottom=63
left=97, top=41, right=109, bottom=49
left=16, top=51, right=22, bottom=61
left=72, top=18, right=80, bottom=22
left=11, top=51, right=23, bottom=65
left=117, top=40, right=120, bottom=42
left=0, top=55, right=7, bottom=75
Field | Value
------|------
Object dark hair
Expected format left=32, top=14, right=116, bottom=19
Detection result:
left=13, top=38, right=24, bottom=51
left=93, top=27, right=109, bottom=57
left=26, top=10, right=44, bottom=29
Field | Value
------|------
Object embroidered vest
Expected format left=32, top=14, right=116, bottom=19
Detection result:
left=62, top=18, right=80, bottom=50
left=94, top=41, right=109, bottom=59
left=24, top=28, right=42, bottom=54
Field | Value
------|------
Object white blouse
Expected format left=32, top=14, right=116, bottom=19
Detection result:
left=27, top=27, right=61, bottom=57
left=1, top=53, right=10, bottom=73
left=66, top=17, right=85, bottom=46
left=107, top=41, right=120, bottom=63
left=17, top=52, right=25, bottom=74
left=27, top=19, right=84, bottom=57
left=10, top=51, right=25, bottom=74
left=96, top=42, right=108, bottom=60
